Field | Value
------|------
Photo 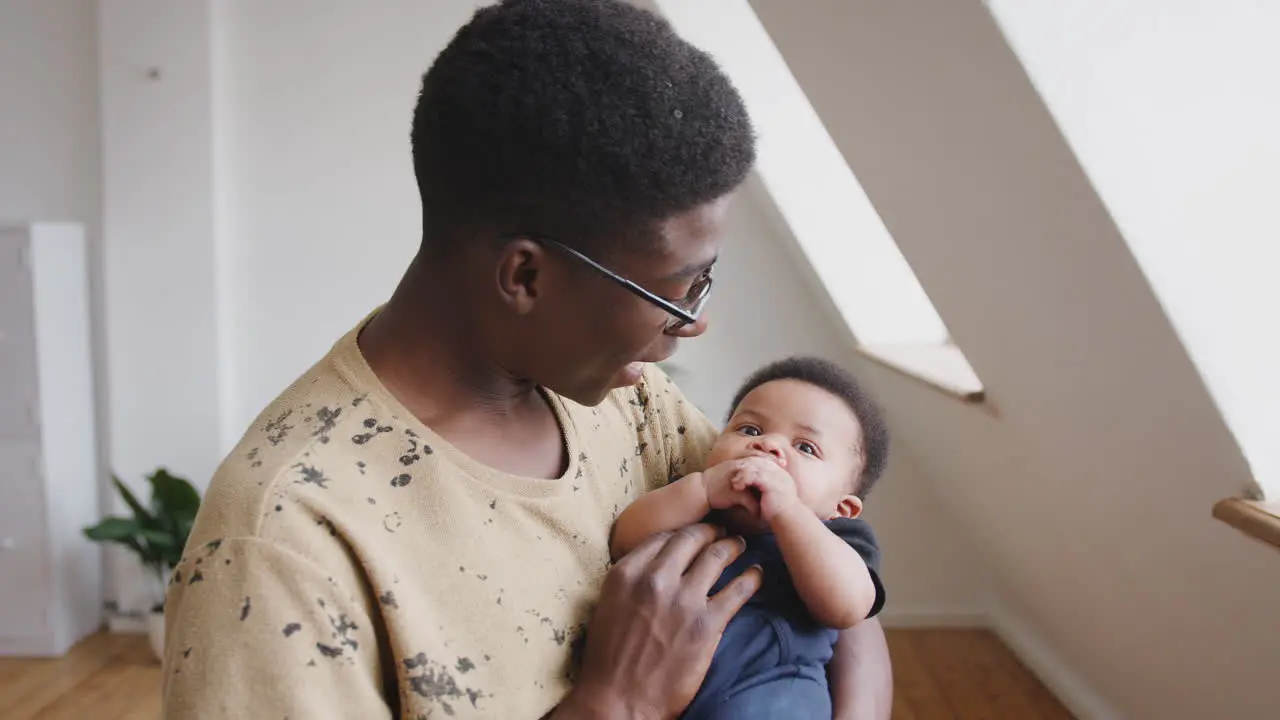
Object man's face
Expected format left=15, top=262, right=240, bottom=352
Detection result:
left=706, top=379, right=865, bottom=531
left=523, top=195, right=732, bottom=406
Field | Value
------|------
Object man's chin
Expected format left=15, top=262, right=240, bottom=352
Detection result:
left=556, top=388, right=607, bottom=408
left=550, top=365, right=645, bottom=407
left=553, top=380, right=618, bottom=408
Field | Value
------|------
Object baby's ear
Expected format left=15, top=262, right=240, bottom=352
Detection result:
left=833, top=494, right=863, bottom=520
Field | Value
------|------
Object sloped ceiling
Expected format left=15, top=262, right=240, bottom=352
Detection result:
left=985, top=0, right=1280, bottom=501
left=741, top=0, right=1280, bottom=717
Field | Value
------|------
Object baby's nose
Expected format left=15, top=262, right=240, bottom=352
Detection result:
left=748, top=437, right=787, bottom=465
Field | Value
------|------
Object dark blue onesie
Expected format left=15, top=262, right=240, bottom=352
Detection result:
left=681, top=518, right=885, bottom=720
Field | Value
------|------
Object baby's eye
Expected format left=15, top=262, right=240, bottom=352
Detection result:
left=736, top=424, right=761, bottom=437
left=795, top=441, right=818, bottom=456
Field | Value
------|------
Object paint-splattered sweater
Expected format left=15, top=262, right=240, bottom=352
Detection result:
left=160, top=317, right=718, bottom=719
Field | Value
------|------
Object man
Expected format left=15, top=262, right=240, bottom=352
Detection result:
left=162, top=1, right=892, bottom=717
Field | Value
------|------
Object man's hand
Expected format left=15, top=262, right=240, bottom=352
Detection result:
left=730, top=456, right=800, bottom=523
left=701, top=460, right=762, bottom=517
left=557, top=524, right=763, bottom=720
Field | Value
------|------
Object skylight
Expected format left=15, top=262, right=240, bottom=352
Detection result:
left=653, top=0, right=957, bottom=349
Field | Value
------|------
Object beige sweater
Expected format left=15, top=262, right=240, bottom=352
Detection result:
left=161, top=317, right=717, bottom=719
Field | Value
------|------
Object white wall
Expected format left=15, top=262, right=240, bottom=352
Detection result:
left=985, top=0, right=1280, bottom=500
left=98, top=0, right=222, bottom=485
left=746, top=0, right=1280, bottom=717
left=0, top=1, right=100, bottom=231
left=215, top=0, right=489, bottom=437
left=97, top=0, right=224, bottom=613
left=0, top=0, right=112, bottom=609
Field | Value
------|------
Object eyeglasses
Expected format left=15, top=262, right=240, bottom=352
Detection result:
left=523, top=235, right=713, bottom=330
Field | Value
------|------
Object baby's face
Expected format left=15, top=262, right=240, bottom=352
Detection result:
left=706, top=379, right=865, bottom=523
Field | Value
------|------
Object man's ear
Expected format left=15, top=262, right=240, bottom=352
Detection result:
left=832, top=494, right=863, bottom=520
left=494, top=238, right=545, bottom=315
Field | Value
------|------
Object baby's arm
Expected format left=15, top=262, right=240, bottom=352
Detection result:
left=609, top=473, right=711, bottom=561
left=734, top=459, right=877, bottom=629
left=610, top=461, right=761, bottom=561
left=772, top=506, right=876, bottom=629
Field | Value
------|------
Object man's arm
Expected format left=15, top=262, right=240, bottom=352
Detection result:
left=162, top=536, right=391, bottom=718
left=829, top=618, right=894, bottom=720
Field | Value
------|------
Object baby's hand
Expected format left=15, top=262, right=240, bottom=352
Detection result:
left=702, top=460, right=762, bottom=517
left=731, top=456, right=800, bottom=524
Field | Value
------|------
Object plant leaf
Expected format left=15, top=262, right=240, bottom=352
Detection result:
left=84, top=516, right=141, bottom=542
left=149, top=468, right=201, bottom=527
left=137, top=527, right=178, bottom=550
left=83, top=517, right=152, bottom=560
left=113, top=475, right=157, bottom=527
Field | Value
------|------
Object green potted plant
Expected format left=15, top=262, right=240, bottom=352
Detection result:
left=83, top=468, right=201, bottom=661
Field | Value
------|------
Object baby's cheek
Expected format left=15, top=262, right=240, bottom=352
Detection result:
left=704, top=434, right=745, bottom=466
left=798, top=472, right=842, bottom=514
left=783, top=467, right=805, bottom=493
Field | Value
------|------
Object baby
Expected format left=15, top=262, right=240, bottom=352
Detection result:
left=611, top=356, right=889, bottom=719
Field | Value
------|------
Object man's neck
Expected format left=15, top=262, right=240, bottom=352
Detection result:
left=358, top=253, right=567, bottom=479
left=358, top=254, right=543, bottom=428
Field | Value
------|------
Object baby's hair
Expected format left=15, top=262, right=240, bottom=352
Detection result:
left=728, top=356, right=890, bottom=498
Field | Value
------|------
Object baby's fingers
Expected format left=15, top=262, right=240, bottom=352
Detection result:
left=738, top=469, right=768, bottom=489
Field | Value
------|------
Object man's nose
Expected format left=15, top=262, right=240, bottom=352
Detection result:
left=666, top=311, right=709, bottom=339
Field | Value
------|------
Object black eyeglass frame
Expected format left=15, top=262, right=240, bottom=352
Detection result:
left=518, top=234, right=714, bottom=329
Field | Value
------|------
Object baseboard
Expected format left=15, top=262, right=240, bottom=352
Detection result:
left=988, top=600, right=1122, bottom=720
left=107, top=612, right=147, bottom=635
left=879, top=608, right=989, bottom=628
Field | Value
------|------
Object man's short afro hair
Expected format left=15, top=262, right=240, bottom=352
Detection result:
left=728, top=356, right=891, bottom=498
left=411, top=0, right=756, bottom=251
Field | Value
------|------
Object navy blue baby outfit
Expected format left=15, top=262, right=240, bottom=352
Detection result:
left=680, top=518, right=885, bottom=720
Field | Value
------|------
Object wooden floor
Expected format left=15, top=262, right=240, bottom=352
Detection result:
left=0, top=633, right=159, bottom=720
left=887, top=629, right=1074, bottom=719
left=0, top=629, right=1073, bottom=718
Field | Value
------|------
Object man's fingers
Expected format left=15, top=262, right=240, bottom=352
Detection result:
left=648, top=523, right=722, bottom=578
left=707, top=564, right=763, bottom=627
left=612, top=527, right=678, bottom=571
left=683, top=535, right=747, bottom=593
